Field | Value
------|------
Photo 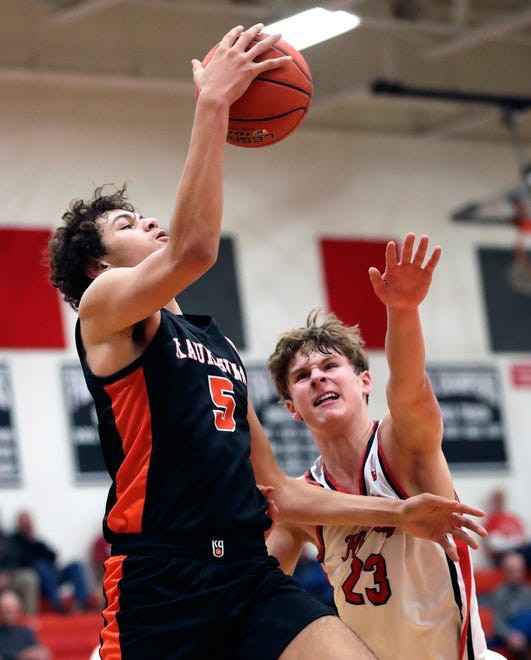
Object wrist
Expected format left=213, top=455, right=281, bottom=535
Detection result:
left=195, top=90, right=230, bottom=114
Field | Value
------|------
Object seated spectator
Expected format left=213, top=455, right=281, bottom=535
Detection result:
left=0, top=589, right=51, bottom=660
left=0, top=515, right=39, bottom=617
left=484, top=488, right=531, bottom=568
left=10, top=511, right=91, bottom=614
left=90, top=531, right=110, bottom=608
left=489, top=552, right=531, bottom=660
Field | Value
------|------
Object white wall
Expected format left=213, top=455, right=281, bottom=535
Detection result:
left=0, top=80, right=529, bottom=568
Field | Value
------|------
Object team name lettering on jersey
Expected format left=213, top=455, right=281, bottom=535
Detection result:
left=172, top=338, right=246, bottom=384
left=342, top=527, right=396, bottom=561
left=342, top=532, right=367, bottom=560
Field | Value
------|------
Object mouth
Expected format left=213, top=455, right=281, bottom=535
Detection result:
left=313, top=392, right=339, bottom=407
left=156, top=230, right=168, bottom=240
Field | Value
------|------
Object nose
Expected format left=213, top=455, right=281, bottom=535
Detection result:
left=310, top=370, right=326, bottom=386
left=142, top=217, right=159, bottom=231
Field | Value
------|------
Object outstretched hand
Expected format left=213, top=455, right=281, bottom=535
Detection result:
left=369, top=233, right=441, bottom=311
left=399, top=493, right=487, bottom=562
left=192, top=24, right=292, bottom=107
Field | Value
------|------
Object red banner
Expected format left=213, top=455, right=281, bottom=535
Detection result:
left=0, top=228, right=65, bottom=349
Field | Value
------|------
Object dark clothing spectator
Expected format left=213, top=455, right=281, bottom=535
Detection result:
left=10, top=511, right=90, bottom=613
left=0, top=624, right=39, bottom=660
left=0, top=530, right=39, bottom=616
left=0, top=589, right=51, bottom=660
left=489, top=552, right=531, bottom=660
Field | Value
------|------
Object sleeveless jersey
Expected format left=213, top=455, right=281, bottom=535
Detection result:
left=305, top=421, right=488, bottom=660
left=76, top=310, right=270, bottom=543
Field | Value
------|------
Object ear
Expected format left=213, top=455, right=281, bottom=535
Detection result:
left=285, top=400, right=303, bottom=422
left=360, top=370, right=372, bottom=398
left=85, top=258, right=110, bottom=281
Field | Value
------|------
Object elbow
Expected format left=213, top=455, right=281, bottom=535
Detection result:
left=173, top=238, right=219, bottom=280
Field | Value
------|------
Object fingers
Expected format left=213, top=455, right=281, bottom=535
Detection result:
left=243, top=27, right=292, bottom=73
left=424, top=245, right=442, bottom=274
left=395, top=232, right=441, bottom=273
left=451, top=526, right=480, bottom=550
left=233, top=23, right=266, bottom=51
left=452, top=502, right=486, bottom=518
left=385, top=240, right=398, bottom=269
left=412, top=235, right=429, bottom=266
left=400, top=232, right=415, bottom=263
left=452, top=512, right=487, bottom=538
left=220, top=24, right=245, bottom=48
left=439, top=536, right=459, bottom=562
left=368, top=266, right=382, bottom=288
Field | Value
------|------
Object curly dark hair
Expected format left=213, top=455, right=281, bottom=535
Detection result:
left=48, top=184, right=135, bottom=310
left=268, top=308, right=369, bottom=403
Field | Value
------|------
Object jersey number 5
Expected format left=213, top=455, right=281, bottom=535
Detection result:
left=342, top=554, right=391, bottom=606
left=208, top=376, right=236, bottom=432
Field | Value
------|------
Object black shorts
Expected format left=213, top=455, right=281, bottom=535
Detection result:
left=100, top=538, right=335, bottom=659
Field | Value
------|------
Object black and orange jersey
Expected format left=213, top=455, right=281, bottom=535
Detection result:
left=76, top=310, right=270, bottom=542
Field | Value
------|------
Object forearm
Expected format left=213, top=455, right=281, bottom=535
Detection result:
left=167, top=93, right=230, bottom=266
left=275, top=477, right=402, bottom=527
left=386, top=307, right=427, bottom=391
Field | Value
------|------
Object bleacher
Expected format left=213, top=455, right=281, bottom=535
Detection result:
left=34, top=611, right=101, bottom=660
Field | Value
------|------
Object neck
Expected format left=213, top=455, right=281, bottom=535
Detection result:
left=165, top=299, right=181, bottom=314
left=314, top=417, right=374, bottom=493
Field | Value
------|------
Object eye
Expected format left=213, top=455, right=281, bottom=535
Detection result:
left=119, top=224, right=132, bottom=230
left=294, top=371, right=309, bottom=382
left=325, top=362, right=337, bottom=370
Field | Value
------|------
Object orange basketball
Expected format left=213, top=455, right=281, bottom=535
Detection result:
left=199, top=37, right=313, bottom=148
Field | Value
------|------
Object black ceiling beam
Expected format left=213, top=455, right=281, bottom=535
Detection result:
left=371, top=79, right=531, bottom=112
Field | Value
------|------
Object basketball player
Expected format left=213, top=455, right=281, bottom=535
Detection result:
left=49, top=25, right=486, bottom=659
left=266, top=234, right=497, bottom=660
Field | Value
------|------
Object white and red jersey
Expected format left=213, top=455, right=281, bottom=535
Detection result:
left=305, top=421, right=488, bottom=660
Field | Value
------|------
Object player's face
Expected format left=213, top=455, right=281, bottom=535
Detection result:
left=97, top=209, right=169, bottom=267
left=285, top=349, right=371, bottom=432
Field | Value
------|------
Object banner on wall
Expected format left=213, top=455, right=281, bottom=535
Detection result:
left=0, top=364, right=21, bottom=485
left=0, top=228, right=65, bottom=349
left=61, top=362, right=317, bottom=480
left=320, top=237, right=391, bottom=350
left=60, top=361, right=507, bottom=478
left=61, top=364, right=107, bottom=481
left=247, top=365, right=318, bottom=477
left=427, top=364, right=508, bottom=469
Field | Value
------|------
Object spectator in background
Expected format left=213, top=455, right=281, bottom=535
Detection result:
left=489, top=552, right=531, bottom=660
left=10, top=511, right=91, bottom=613
left=0, top=515, right=39, bottom=617
left=484, top=489, right=531, bottom=569
left=90, top=532, right=110, bottom=608
left=0, top=589, right=51, bottom=660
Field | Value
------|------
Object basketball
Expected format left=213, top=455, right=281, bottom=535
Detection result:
left=199, top=36, right=313, bottom=148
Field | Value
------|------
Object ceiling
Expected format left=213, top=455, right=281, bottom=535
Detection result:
left=2, top=0, right=531, bottom=150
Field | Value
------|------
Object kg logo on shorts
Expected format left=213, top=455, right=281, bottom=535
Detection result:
left=212, top=539, right=224, bottom=558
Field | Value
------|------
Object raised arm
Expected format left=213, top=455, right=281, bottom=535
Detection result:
left=368, top=234, right=454, bottom=497
left=80, top=25, right=292, bottom=334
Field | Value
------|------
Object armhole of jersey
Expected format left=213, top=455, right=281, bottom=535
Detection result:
left=315, top=524, right=325, bottom=563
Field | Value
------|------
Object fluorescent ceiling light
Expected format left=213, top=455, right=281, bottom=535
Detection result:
left=263, top=7, right=361, bottom=51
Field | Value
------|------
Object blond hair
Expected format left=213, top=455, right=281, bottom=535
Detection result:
left=268, top=308, right=369, bottom=402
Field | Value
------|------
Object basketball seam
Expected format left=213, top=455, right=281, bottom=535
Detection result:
left=229, top=107, right=307, bottom=122
left=269, top=44, right=312, bottom=84
left=254, top=76, right=312, bottom=98
left=250, top=37, right=313, bottom=85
